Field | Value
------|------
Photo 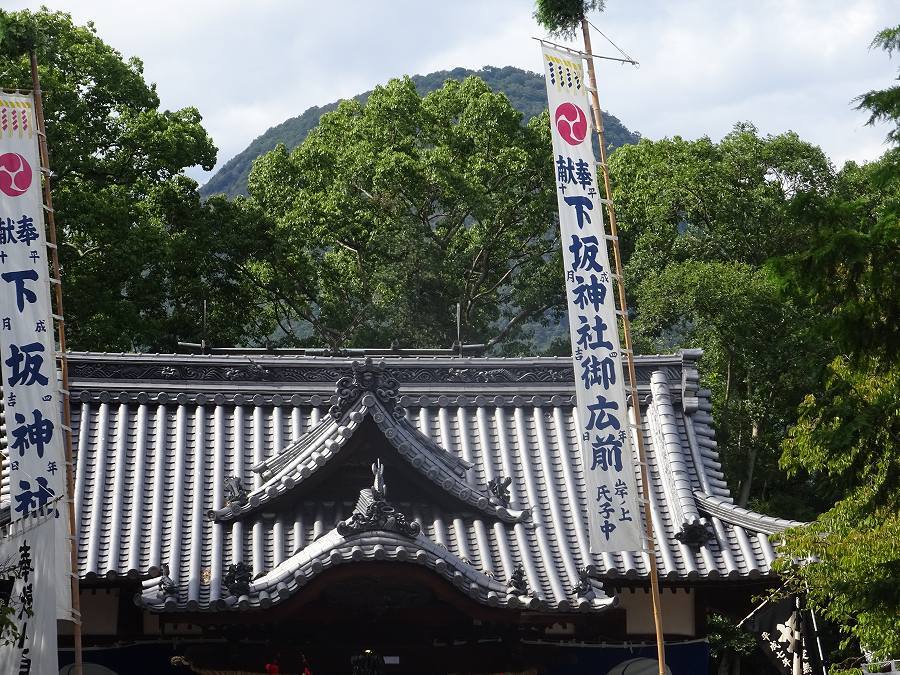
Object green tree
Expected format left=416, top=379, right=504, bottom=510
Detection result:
left=609, top=126, right=834, bottom=515
left=201, top=65, right=640, bottom=199
left=224, top=75, right=562, bottom=351
left=773, top=25, right=900, bottom=669
left=0, top=9, right=253, bottom=350
left=632, top=261, right=825, bottom=513
left=707, top=613, right=757, bottom=675
left=856, top=26, right=900, bottom=144
left=0, top=557, right=19, bottom=646
left=611, top=126, right=834, bottom=286
left=533, top=0, right=605, bottom=38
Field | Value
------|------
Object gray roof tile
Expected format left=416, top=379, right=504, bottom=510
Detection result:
left=1, top=350, right=799, bottom=614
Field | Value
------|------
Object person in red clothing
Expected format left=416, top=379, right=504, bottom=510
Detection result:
left=264, top=654, right=280, bottom=674
left=299, top=652, right=312, bottom=675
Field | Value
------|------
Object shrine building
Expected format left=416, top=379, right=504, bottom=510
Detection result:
left=7, top=349, right=798, bottom=674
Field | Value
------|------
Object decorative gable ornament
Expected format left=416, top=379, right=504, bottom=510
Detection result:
left=674, top=520, right=716, bottom=550
left=330, top=358, right=404, bottom=421
left=507, top=564, right=529, bottom=595
left=488, top=476, right=513, bottom=507
left=224, top=562, right=253, bottom=597
left=337, top=460, right=421, bottom=538
left=572, top=566, right=596, bottom=599
left=223, top=476, right=248, bottom=506
left=157, top=564, right=177, bottom=600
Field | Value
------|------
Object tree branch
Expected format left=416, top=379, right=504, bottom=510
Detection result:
left=485, top=302, right=554, bottom=348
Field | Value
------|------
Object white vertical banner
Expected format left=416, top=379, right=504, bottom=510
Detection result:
left=0, top=93, right=66, bottom=520
left=541, top=45, right=642, bottom=552
left=0, top=512, right=59, bottom=675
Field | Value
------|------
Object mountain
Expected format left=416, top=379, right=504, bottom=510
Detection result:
left=200, top=65, right=640, bottom=198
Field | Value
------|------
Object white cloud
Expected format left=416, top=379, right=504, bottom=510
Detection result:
left=4, top=0, right=897, bottom=184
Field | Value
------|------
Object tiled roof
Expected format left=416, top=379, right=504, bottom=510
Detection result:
left=1, top=350, right=801, bottom=615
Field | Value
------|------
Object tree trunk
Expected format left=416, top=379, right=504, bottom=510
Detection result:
left=737, top=420, right=759, bottom=507
left=717, top=652, right=731, bottom=675
left=724, top=351, right=733, bottom=410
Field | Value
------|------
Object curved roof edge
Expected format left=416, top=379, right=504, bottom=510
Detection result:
left=137, top=528, right=615, bottom=615
left=694, top=492, right=803, bottom=536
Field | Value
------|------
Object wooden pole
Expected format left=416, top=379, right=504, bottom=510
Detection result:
left=29, top=49, right=84, bottom=675
left=580, top=18, right=668, bottom=675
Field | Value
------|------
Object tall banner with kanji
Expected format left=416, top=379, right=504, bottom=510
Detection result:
left=541, top=45, right=642, bottom=552
left=0, top=511, right=60, bottom=675
left=0, top=92, right=66, bottom=521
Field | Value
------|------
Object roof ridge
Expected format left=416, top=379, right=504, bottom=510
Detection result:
left=648, top=371, right=704, bottom=531
left=694, top=492, right=804, bottom=535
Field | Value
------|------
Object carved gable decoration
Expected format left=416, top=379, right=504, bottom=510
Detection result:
left=330, top=358, right=403, bottom=421
left=337, top=460, right=421, bottom=539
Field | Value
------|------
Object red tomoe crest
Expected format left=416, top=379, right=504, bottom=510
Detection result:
left=554, top=102, right=588, bottom=146
left=0, top=152, right=33, bottom=197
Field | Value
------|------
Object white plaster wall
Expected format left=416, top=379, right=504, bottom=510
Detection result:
left=618, top=588, right=695, bottom=636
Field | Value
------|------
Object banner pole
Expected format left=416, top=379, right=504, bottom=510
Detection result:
left=29, top=49, right=84, bottom=675
left=579, top=18, right=667, bottom=675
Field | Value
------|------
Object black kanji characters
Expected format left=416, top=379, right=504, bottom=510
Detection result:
left=556, top=155, right=575, bottom=186
left=586, top=394, right=620, bottom=432
left=572, top=273, right=607, bottom=312
left=591, top=433, right=623, bottom=472
left=15, top=215, right=38, bottom=246
left=575, top=314, right=614, bottom=353
left=579, top=353, right=616, bottom=390
left=557, top=158, right=594, bottom=190
left=13, top=477, right=54, bottom=517
left=17, top=542, right=32, bottom=580
left=0, top=215, right=39, bottom=246
left=10, top=408, right=54, bottom=458
left=563, top=195, right=593, bottom=229
left=568, top=234, right=604, bottom=273
left=574, top=158, right=592, bottom=188
left=1, top=269, right=38, bottom=312
left=596, top=484, right=617, bottom=541
left=4, top=342, right=48, bottom=387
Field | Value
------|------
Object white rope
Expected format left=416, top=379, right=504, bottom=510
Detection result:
left=587, top=18, right=639, bottom=66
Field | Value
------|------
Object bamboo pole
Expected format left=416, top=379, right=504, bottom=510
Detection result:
left=29, top=49, right=84, bottom=675
left=580, top=18, right=667, bottom=675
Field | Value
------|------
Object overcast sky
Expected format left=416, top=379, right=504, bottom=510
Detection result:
left=7, top=0, right=898, bottom=184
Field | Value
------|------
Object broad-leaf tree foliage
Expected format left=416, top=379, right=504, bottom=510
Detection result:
left=609, top=126, right=834, bottom=516
left=202, top=65, right=640, bottom=199
left=772, top=24, right=900, bottom=669
left=0, top=9, right=255, bottom=350
left=227, top=76, right=562, bottom=351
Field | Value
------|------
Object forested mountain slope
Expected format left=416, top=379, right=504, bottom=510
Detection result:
left=201, top=65, right=639, bottom=198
